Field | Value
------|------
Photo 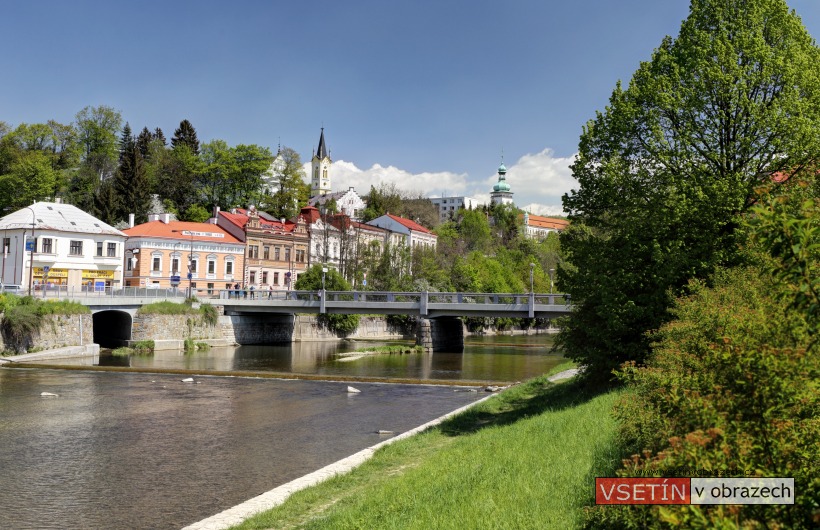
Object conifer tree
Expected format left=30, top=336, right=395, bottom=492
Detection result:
left=171, top=119, right=199, bottom=154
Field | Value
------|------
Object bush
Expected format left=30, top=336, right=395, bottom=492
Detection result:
left=586, top=264, right=820, bottom=529
left=137, top=301, right=197, bottom=316
left=0, top=304, right=44, bottom=352
left=199, top=303, right=218, bottom=327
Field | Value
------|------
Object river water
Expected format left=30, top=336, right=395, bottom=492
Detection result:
left=0, top=334, right=560, bottom=529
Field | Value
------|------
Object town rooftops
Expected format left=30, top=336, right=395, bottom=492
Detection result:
left=218, top=208, right=298, bottom=233
left=0, top=201, right=126, bottom=236
left=384, top=213, right=433, bottom=234
left=521, top=213, right=569, bottom=231
left=124, top=220, right=241, bottom=243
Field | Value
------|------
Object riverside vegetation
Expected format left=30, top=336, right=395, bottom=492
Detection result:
left=0, top=293, right=89, bottom=354
left=230, top=362, right=625, bottom=530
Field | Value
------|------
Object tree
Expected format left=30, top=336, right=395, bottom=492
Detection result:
left=171, top=119, right=199, bottom=154
left=361, top=183, right=403, bottom=221
left=74, top=105, right=122, bottom=181
left=558, top=0, right=820, bottom=381
left=294, top=264, right=360, bottom=335
left=113, top=123, right=152, bottom=223
left=0, top=151, right=58, bottom=211
left=265, top=146, right=309, bottom=220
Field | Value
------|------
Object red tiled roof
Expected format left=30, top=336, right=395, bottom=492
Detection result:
left=520, top=214, right=569, bottom=231
left=219, top=210, right=296, bottom=233
left=124, top=220, right=241, bottom=243
left=386, top=213, right=432, bottom=234
left=299, top=206, right=321, bottom=224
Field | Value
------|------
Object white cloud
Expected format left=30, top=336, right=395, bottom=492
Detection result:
left=303, top=148, right=577, bottom=216
left=479, top=148, right=576, bottom=214
left=302, top=160, right=468, bottom=197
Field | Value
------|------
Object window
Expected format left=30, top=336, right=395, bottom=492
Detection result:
left=284, top=248, right=291, bottom=262
left=172, top=258, right=180, bottom=274
left=190, top=259, right=198, bottom=273
left=225, top=260, right=233, bottom=276
left=274, top=247, right=280, bottom=260
left=96, top=242, right=104, bottom=256
left=107, top=242, right=116, bottom=257
left=152, top=257, right=161, bottom=272
left=248, top=245, right=259, bottom=259
left=296, top=249, right=306, bottom=263
left=41, top=238, right=53, bottom=254
left=126, top=257, right=133, bottom=271
left=273, top=272, right=279, bottom=285
left=263, top=246, right=270, bottom=260
left=249, top=271, right=256, bottom=284
left=2, top=237, right=9, bottom=253
left=262, top=271, right=268, bottom=284
left=69, top=240, right=83, bottom=256
left=208, top=260, right=216, bottom=275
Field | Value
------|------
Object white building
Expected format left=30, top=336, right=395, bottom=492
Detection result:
left=520, top=212, right=569, bottom=239
left=309, top=187, right=367, bottom=221
left=429, top=196, right=482, bottom=221
left=300, top=206, right=343, bottom=269
left=366, top=213, right=437, bottom=250
left=0, top=201, right=127, bottom=291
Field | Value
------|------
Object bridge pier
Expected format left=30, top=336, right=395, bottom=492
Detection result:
left=416, top=317, right=464, bottom=353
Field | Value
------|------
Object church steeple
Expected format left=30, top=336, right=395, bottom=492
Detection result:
left=311, top=128, right=332, bottom=196
left=490, top=155, right=514, bottom=206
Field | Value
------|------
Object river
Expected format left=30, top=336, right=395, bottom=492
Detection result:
left=0, top=334, right=560, bottom=529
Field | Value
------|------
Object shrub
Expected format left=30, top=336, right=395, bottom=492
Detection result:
left=132, top=340, right=154, bottom=354
left=137, top=301, right=197, bottom=316
left=0, top=304, right=44, bottom=353
left=586, top=264, right=820, bottom=529
left=199, top=303, right=218, bottom=327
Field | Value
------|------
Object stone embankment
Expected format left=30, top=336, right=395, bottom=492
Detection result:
left=0, top=313, right=93, bottom=353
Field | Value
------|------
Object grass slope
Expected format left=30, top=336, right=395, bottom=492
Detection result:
left=232, top=366, right=621, bottom=529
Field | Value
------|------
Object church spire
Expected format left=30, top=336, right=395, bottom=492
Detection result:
left=311, top=127, right=332, bottom=196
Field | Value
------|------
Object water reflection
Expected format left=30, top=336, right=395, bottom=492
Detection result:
left=91, top=334, right=562, bottom=383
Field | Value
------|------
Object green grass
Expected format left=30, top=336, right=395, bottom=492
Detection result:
left=231, top=363, right=621, bottom=530
left=350, top=344, right=424, bottom=355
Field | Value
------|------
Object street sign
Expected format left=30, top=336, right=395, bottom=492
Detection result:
left=170, top=275, right=181, bottom=286
left=25, top=240, right=34, bottom=252
left=187, top=273, right=193, bottom=280
left=363, top=279, right=367, bottom=286
left=43, top=265, right=50, bottom=273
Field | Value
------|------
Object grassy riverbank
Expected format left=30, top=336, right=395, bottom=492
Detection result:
left=232, top=363, right=621, bottom=529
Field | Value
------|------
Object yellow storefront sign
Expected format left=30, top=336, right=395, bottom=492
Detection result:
left=33, top=267, right=68, bottom=278
left=82, top=270, right=115, bottom=279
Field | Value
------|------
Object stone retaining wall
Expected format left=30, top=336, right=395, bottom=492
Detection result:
left=0, top=313, right=93, bottom=354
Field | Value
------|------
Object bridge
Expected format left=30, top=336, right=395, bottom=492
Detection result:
left=39, top=288, right=571, bottom=351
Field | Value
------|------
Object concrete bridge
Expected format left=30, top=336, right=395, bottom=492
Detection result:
left=48, top=288, right=571, bottom=351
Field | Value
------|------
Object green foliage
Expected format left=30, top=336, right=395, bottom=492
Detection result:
left=199, top=303, right=219, bottom=327
left=589, top=264, right=819, bottom=529
left=0, top=303, right=43, bottom=353
left=558, top=0, right=820, bottom=381
left=294, top=265, right=360, bottom=335
left=171, top=119, right=200, bottom=154
left=264, top=146, right=310, bottom=220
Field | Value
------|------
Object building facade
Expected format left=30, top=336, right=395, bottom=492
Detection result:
left=216, top=207, right=309, bottom=289
left=299, top=206, right=342, bottom=269
left=123, top=217, right=245, bottom=292
left=366, top=213, right=437, bottom=250
left=308, top=187, right=366, bottom=221
left=0, top=201, right=126, bottom=291
left=429, top=196, right=482, bottom=221
left=520, top=212, right=569, bottom=239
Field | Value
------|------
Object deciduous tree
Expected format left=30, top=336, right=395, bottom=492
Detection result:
left=558, top=0, right=820, bottom=381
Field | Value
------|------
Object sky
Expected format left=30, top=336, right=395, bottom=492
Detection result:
left=2, top=1, right=819, bottom=216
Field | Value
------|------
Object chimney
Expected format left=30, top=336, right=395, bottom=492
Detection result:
left=148, top=213, right=159, bottom=222
left=129, top=213, right=135, bottom=228
left=213, top=206, right=220, bottom=218
left=162, top=213, right=171, bottom=224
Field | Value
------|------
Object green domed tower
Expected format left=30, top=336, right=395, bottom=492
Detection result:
left=490, top=157, right=514, bottom=206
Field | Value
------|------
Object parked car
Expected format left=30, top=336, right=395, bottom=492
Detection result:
left=0, top=284, right=23, bottom=293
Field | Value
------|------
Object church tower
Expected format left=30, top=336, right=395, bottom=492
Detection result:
left=310, top=128, right=332, bottom=197
left=490, top=157, right=514, bottom=206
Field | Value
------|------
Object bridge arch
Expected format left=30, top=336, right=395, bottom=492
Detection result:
left=92, top=310, right=133, bottom=348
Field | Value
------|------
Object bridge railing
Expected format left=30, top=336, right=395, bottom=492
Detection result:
left=36, top=286, right=570, bottom=308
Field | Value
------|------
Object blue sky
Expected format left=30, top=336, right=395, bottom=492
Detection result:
left=2, top=1, right=819, bottom=215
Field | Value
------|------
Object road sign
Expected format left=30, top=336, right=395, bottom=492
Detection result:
left=363, top=279, right=367, bottom=286
left=43, top=265, right=50, bottom=273
left=25, top=240, right=34, bottom=252
left=187, top=273, right=193, bottom=280
left=170, top=275, right=181, bottom=286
